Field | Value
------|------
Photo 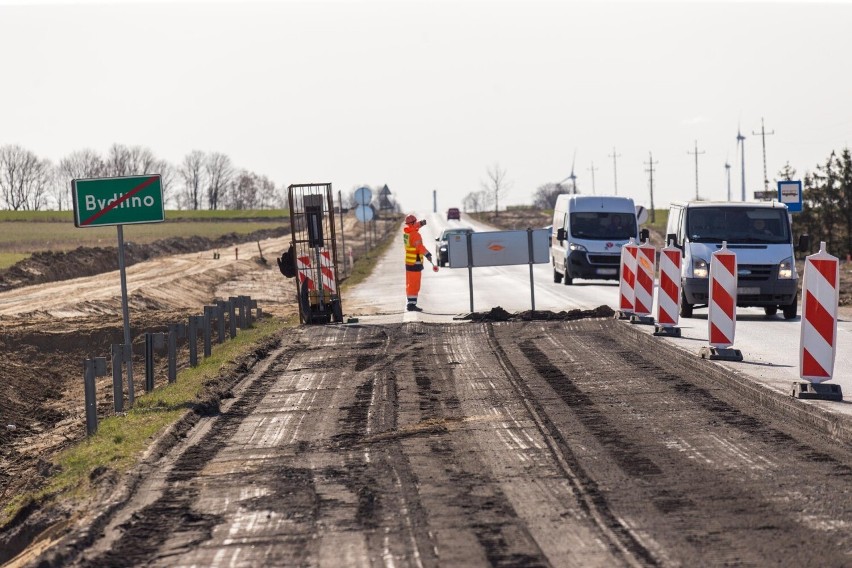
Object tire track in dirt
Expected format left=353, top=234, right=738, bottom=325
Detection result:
left=496, top=319, right=852, bottom=566
left=485, top=323, right=658, bottom=567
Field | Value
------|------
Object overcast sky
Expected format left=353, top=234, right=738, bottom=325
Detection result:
left=1, top=0, right=850, bottom=213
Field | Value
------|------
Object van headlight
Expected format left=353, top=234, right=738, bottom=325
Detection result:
left=693, top=258, right=708, bottom=279
left=568, top=242, right=587, bottom=252
left=779, top=257, right=794, bottom=279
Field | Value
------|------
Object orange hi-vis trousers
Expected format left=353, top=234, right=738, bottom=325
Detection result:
left=406, top=270, right=422, bottom=304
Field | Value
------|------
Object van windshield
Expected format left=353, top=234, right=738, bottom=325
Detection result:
left=569, top=212, right=636, bottom=240
left=687, top=207, right=790, bottom=244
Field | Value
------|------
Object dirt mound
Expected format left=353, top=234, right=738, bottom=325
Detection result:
left=0, top=227, right=287, bottom=292
left=463, top=305, right=615, bottom=322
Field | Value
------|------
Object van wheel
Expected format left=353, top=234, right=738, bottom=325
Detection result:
left=562, top=270, right=573, bottom=286
left=763, top=306, right=778, bottom=317
left=680, top=292, right=693, bottom=318
left=782, top=299, right=798, bottom=320
left=553, top=268, right=562, bottom=283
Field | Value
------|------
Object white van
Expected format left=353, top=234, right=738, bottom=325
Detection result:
left=550, top=195, right=647, bottom=285
left=666, top=200, right=809, bottom=319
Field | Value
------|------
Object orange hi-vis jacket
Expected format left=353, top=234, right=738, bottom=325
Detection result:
left=403, top=224, right=429, bottom=271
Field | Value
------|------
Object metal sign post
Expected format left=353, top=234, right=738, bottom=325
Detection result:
left=72, top=175, right=165, bottom=405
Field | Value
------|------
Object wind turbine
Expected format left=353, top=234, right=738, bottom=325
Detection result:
left=736, top=126, right=746, bottom=201
left=559, top=149, right=578, bottom=194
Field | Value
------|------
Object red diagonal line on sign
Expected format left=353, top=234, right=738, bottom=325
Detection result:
left=709, top=322, right=731, bottom=345
left=810, top=259, right=837, bottom=288
left=658, top=307, right=675, bottom=325
left=637, top=269, right=653, bottom=292
left=805, top=291, right=835, bottom=346
left=80, top=176, right=159, bottom=226
left=620, top=295, right=633, bottom=310
left=717, top=253, right=736, bottom=276
left=624, top=268, right=635, bottom=287
left=660, top=271, right=678, bottom=300
left=712, top=278, right=734, bottom=315
left=663, top=249, right=681, bottom=265
left=802, top=348, right=830, bottom=378
left=635, top=299, right=650, bottom=314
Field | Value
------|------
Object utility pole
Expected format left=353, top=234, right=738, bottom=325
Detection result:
left=587, top=162, right=599, bottom=195
left=644, top=152, right=658, bottom=223
left=608, top=147, right=621, bottom=195
left=725, top=160, right=732, bottom=202
left=433, top=190, right=437, bottom=213
left=752, top=117, right=775, bottom=198
left=737, top=128, right=746, bottom=201
left=687, top=140, right=705, bottom=200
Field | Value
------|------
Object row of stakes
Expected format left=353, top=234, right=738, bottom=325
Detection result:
left=83, top=295, right=260, bottom=436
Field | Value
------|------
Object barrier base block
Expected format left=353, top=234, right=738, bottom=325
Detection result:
left=699, top=346, right=743, bottom=361
left=791, top=381, right=843, bottom=401
left=630, top=314, right=655, bottom=326
left=653, top=325, right=681, bottom=337
left=614, top=310, right=634, bottom=320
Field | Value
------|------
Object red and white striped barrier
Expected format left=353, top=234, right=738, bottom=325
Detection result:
left=800, top=242, right=839, bottom=382
left=708, top=242, right=737, bottom=348
left=633, top=241, right=655, bottom=318
left=297, top=251, right=337, bottom=293
left=618, top=238, right=637, bottom=316
left=655, top=242, right=682, bottom=333
left=698, top=242, right=742, bottom=360
left=297, top=254, right=315, bottom=291
left=319, top=250, right=337, bottom=293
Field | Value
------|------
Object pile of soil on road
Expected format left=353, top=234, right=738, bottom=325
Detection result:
left=462, top=305, right=615, bottom=322
left=0, top=227, right=288, bottom=293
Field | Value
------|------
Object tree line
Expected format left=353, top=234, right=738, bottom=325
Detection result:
left=0, top=143, right=284, bottom=212
left=789, top=148, right=852, bottom=258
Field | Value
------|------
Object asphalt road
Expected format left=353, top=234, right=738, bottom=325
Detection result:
left=23, top=212, right=852, bottom=567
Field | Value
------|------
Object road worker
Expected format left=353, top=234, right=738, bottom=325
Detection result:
left=403, top=214, right=433, bottom=312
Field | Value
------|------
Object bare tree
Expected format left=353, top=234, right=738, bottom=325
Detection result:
left=462, top=189, right=490, bottom=214
left=178, top=150, right=206, bottom=210
left=481, top=163, right=510, bottom=216
left=255, top=175, right=278, bottom=210
left=104, top=144, right=158, bottom=177
left=0, top=145, right=52, bottom=211
left=156, top=159, right=175, bottom=208
left=228, top=170, right=260, bottom=210
left=532, top=182, right=567, bottom=210
left=56, top=149, right=105, bottom=210
left=205, top=152, right=233, bottom=210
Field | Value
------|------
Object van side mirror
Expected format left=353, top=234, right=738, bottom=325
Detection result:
left=640, top=228, right=650, bottom=242
left=798, top=234, right=810, bottom=253
left=556, top=228, right=566, bottom=242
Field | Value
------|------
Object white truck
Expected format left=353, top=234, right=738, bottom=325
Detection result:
left=666, top=200, right=809, bottom=319
left=550, top=194, right=648, bottom=285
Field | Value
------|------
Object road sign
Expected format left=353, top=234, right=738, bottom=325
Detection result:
left=355, top=204, right=374, bottom=222
left=778, top=180, right=803, bottom=213
left=72, top=175, right=164, bottom=227
left=753, top=190, right=775, bottom=200
left=354, top=186, right=372, bottom=206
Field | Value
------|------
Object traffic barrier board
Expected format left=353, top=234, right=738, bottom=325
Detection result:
left=701, top=242, right=743, bottom=361
left=633, top=241, right=655, bottom=318
left=799, top=242, right=839, bottom=382
left=654, top=242, right=682, bottom=336
left=617, top=239, right=637, bottom=317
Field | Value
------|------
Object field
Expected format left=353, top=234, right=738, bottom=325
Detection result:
left=0, top=210, right=290, bottom=269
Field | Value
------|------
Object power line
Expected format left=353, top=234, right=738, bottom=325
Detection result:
left=608, top=147, right=621, bottom=195
left=752, top=117, right=775, bottom=198
left=644, top=152, right=658, bottom=224
left=587, top=161, right=599, bottom=195
left=687, top=140, right=706, bottom=200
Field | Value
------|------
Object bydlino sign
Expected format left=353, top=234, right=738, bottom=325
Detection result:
left=72, top=175, right=165, bottom=227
